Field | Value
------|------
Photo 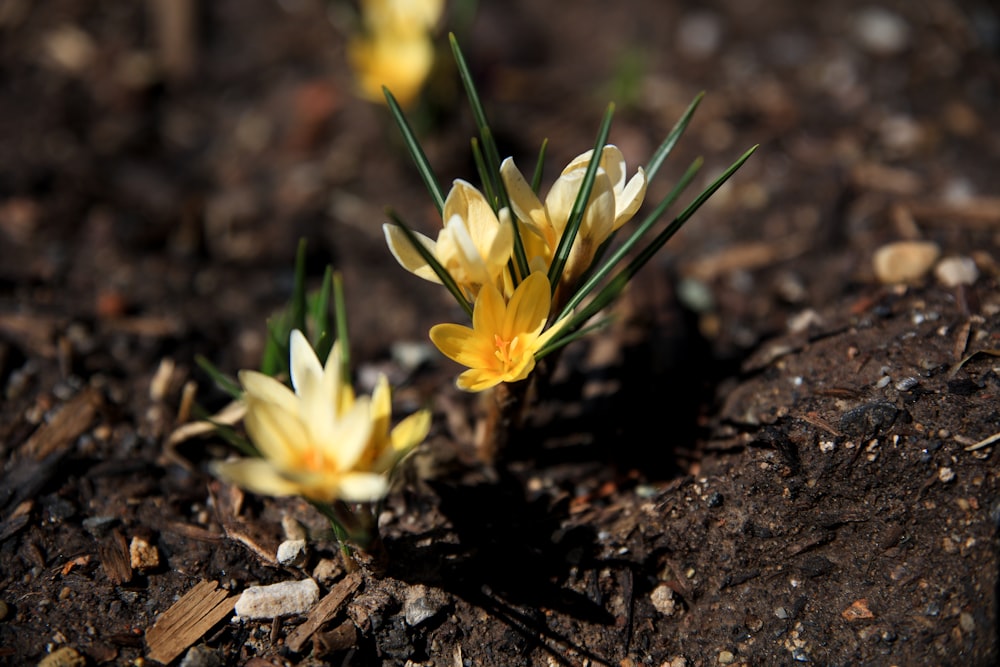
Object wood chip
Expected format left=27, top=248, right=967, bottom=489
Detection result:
left=21, top=387, right=102, bottom=460
left=98, top=529, right=132, bottom=585
left=285, top=572, right=363, bottom=653
left=145, top=580, right=236, bottom=665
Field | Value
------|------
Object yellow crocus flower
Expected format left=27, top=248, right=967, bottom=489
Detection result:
left=429, top=272, right=566, bottom=392
left=384, top=179, right=514, bottom=299
left=211, top=330, right=429, bottom=503
left=501, top=145, right=647, bottom=289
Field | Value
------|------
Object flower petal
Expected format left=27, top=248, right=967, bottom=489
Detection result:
left=320, top=397, right=374, bottom=471
left=334, top=472, right=390, bottom=503
left=383, top=223, right=442, bottom=283
left=504, top=272, right=551, bottom=341
left=240, top=370, right=298, bottom=414
left=242, top=396, right=309, bottom=466
left=429, top=323, right=491, bottom=369
left=211, top=459, right=305, bottom=498
left=456, top=367, right=504, bottom=392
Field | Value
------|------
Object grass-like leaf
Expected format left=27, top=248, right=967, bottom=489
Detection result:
left=645, top=92, right=704, bottom=182
left=311, top=265, right=334, bottom=362
left=383, top=86, right=445, bottom=215
left=332, top=272, right=352, bottom=383
left=386, top=210, right=474, bottom=319
left=470, top=138, right=497, bottom=206
left=562, top=145, right=758, bottom=334
left=195, top=355, right=242, bottom=399
left=531, top=138, right=549, bottom=194
left=449, top=33, right=502, bottom=197
left=291, top=238, right=309, bottom=336
left=546, top=103, right=615, bottom=291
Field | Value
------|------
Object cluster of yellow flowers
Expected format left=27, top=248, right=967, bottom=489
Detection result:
left=384, top=146, right=648, bottom=391
left=211, top=330, right=430, bottom=504
left=348, top=0, right=444, bottom=108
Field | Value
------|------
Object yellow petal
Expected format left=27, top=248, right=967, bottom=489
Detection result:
left=504, top=272, right=551, bottom=341
left=456, top=367, right=504, bottom=392
left=472, top=280, right=506, bottom=341
left=429, top=323, right=491, bottom=369
left=390, top=409, right=431, bottom=453
left=614, top=167, right=647, bottom=229
left=211, top=459, right=305, bottom=498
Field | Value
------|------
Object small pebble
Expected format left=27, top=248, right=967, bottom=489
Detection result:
left=129, top=536, right=161, bottom=572
left=403, top=584, right=448, bottom=627
left=852, top=6, right=911, bottom=55
left=651, top=584, right=679, bottom=616
left=938, top=467, right=956, bottom=483
left=934, top=256, right=979, bottom=287
left=234, top=578, right=319, bottom=620
left=873, top=241, right=940, bottom=284
left=276, top=539, right=308, bottom=567
left=717, top=650, right=735, bottom=665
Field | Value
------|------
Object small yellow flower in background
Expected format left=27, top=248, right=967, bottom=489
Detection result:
left=348, top=0, right=445, bottom=108
left=384, top=179, right=514, bottom=299
left=212, top=330, right=430, bottom=503
left=429, top=272, right=566, bottom=392
left=502, top=145, right=647, bottom=288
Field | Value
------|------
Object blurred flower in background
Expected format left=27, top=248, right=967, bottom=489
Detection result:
left=348, top=0, right=445, bottom=108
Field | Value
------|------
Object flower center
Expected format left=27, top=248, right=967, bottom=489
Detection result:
left=493, top=333, right=522, bottom=370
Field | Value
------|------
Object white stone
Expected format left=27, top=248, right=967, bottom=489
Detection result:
left=276, top=539, right=308, bottom=566
left=234, top=578, right=319, bottom=620
left=934, top=256, right=979, bottom=287
left=651, top=584, right=679, bottom=616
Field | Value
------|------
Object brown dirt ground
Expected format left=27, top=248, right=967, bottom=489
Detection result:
left=1, top=0, right=999, bottom=665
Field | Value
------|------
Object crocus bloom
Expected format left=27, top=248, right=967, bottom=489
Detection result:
left=348, top=0, right=444, bottom=108
left=384, top=179, right=514, bottom=299
left=501, top=145, right=647, bottom=289
left=212, top=330, right=430, bottom=503
left=429, top=272, right=566, bottom=392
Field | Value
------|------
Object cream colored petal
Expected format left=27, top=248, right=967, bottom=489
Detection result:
left=500, top=158, right=549, bottom=232
left=239, top=370, right=298, bottom=414
left=441, top=214, right=489, bottom=284
left=335, top=472, right=390, bottom=503
left=544, top=169, right=582, bottom=234
left=446, top=180, right=500, bottom=250
left=562, top=148, right=596, bottom=174
left=243, top=397, right=309, bottom=466
left=290, top=331, right=340, bottom=448
left=614, top=167, right=647, bottom=229
left=599, top=145, right=627, bottom=192
left=211, top=459, right=305, bottom=498
left=486, top=209, right=515, bottom=277
left=322, top=397, right=374, bottom=471
left=578, top=169, right=616, bottom=245
left=383, top=223, right=442, bottom=283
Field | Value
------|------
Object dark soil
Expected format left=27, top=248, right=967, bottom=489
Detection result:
left=2, top=1, right=999, bottom=665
